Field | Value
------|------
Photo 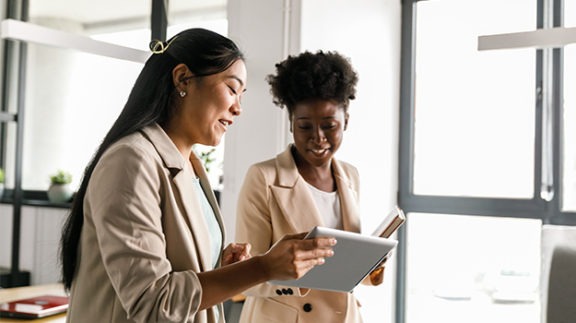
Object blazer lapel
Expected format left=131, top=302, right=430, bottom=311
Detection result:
left=141, top=124, right=213, bottom=272
left=270, top=147, right=325, bottom=233
left=332, top=159, right=361, bottom=233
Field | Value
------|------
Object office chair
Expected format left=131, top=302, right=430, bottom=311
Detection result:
left=547, top=245, right=576, bottom=323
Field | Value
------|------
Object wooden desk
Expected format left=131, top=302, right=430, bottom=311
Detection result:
left=0, top=284, right=67, bottom=322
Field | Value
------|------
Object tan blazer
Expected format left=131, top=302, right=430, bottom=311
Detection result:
left=67, top=124, right=225, bottom=323
left=235, top=146, right=365, bottom=323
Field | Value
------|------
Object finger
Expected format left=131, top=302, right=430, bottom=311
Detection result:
left=293, top=246, right=334, bottom=263
left=294, top=257, right=328, bottom=278
left=237, top=243, right=252, bottom=261
left=300, top=237, right=337, bottom=250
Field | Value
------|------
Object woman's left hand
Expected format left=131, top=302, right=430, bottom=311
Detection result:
left=222, top=243, right=252, bottom=266
left=369, top=265, right=385, bottom=285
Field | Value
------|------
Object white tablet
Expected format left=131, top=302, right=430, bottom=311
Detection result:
left=269, top=226, right=398, bottom=292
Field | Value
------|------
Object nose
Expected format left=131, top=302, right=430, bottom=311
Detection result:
left=313, top=126, right=327, bottom=143
left=231, top=102, right=242, bottom=116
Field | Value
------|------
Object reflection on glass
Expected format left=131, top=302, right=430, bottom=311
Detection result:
left=406, top=213, right=541, bottom=323
left=413, top=0, right=535, bottom=198
left=562, top=1, right=576, bottom=212
left=22, top=42, right=143, bottom=190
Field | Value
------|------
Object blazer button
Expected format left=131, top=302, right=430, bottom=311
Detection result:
left=276, top=289, right=283, bottom=296
left=287, top=288, right=294, bottom=295
left=303, top=303, right=313, bottom=312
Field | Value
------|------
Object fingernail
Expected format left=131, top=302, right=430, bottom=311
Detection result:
left=328, top=250, right=334, bottom=256
left=331, top=238, right=337, bottom=245
left=318, top=257, right=325, bottom=264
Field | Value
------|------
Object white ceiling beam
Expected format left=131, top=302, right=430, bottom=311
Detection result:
left=0, top=19, right=150, bottom=63
left=478, top=26, right=576, bottom=51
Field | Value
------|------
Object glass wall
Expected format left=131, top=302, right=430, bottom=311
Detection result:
left=12, top=1, right=229, bottom=191
left=22, top=43, right=142, bottom=190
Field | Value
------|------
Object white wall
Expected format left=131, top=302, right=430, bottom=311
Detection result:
left=223, top=1, right=401, bottom=322
left=221, top=0, right=295, bottom=241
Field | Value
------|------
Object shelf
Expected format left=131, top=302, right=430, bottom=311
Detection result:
left=0, top=190, right=72, bottom=209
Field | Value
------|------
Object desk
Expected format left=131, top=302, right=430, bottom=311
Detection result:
left=0, top=284, right=67, bottom=322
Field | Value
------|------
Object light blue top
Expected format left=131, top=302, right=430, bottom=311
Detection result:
left=191, top=177, right=222, bottom=269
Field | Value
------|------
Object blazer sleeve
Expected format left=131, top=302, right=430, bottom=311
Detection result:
left=87, top=142, right=203, bottom=322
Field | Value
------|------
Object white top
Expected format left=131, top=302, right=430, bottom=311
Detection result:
left=305, top=181, right=343, bottom=229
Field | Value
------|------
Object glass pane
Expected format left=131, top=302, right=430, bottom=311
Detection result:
left=406, top=213, right=541, bottom=323
left=29, top=0, right=151, bottom=50
left=413, top=0, right=536, bottom=198
left=562, top=0, right=576, bottom=211
left=21, top=42, right=143, bottom=191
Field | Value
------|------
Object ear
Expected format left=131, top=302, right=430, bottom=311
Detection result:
left=344, top=112, right=350, bottom=130
left=172, top=63, right=193, bottom=89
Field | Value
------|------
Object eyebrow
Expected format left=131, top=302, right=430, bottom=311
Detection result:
left=295, top=116, right=339, bottom=120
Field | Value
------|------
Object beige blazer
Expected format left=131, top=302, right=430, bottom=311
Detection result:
left=67, top=124, right=225, bottom=323
left=235, top=146, right=365, bottom=323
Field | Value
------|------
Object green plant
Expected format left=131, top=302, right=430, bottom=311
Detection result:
left=0, top=167, right=4, bottom=183
left=197, top=148, right=216, bottom=173
left=50, top=170, right=72, bottom=185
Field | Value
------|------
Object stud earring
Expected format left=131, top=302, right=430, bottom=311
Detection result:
left=179, top=90, right=186, bottom=98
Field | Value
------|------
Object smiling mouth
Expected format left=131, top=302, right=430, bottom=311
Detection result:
left=310, top=148, right=330, bottom=156
left=220, top=120, right=230, bottom=128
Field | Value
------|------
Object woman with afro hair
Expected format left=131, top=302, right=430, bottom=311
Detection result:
left=235, top=50, right=385, bottom=323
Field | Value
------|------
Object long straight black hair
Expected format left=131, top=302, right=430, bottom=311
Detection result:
left=60, top=28, right=244, bottom=290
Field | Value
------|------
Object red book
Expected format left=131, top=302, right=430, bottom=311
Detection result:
left=0, top=295, right=69, bottom=319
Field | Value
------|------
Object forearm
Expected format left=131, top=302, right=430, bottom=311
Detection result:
left=196, top=255, right=269, bottom=310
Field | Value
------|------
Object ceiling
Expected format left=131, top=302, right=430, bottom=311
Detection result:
left=28, top=0, right=226, bottom=25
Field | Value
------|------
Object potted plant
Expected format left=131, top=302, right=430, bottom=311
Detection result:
left=47, top=170, right=73, bottom=203
left=0, top=167, right=4, bottom=198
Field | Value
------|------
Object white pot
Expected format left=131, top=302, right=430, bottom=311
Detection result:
left=47, top=183, right=73, bottom=203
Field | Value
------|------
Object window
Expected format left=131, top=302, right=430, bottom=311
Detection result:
left=21, top=42, right=143, bottom=190
left=412, top=0, right=536, bottom=198
left=399, top=0, right=576, bottom=322
left=562, top=0, right=576, bottom=212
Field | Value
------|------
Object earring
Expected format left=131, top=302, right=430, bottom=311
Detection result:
left=179, top=90, right=186, bottom=98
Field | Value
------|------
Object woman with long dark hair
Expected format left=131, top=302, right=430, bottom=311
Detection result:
left=60, top=28, right=335, bottom=323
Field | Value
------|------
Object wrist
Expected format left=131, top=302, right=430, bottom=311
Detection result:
left=252, top=255, right=271, bottom=282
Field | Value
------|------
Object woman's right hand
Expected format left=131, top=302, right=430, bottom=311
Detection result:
left=259, top=232, right=337, bottom=281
